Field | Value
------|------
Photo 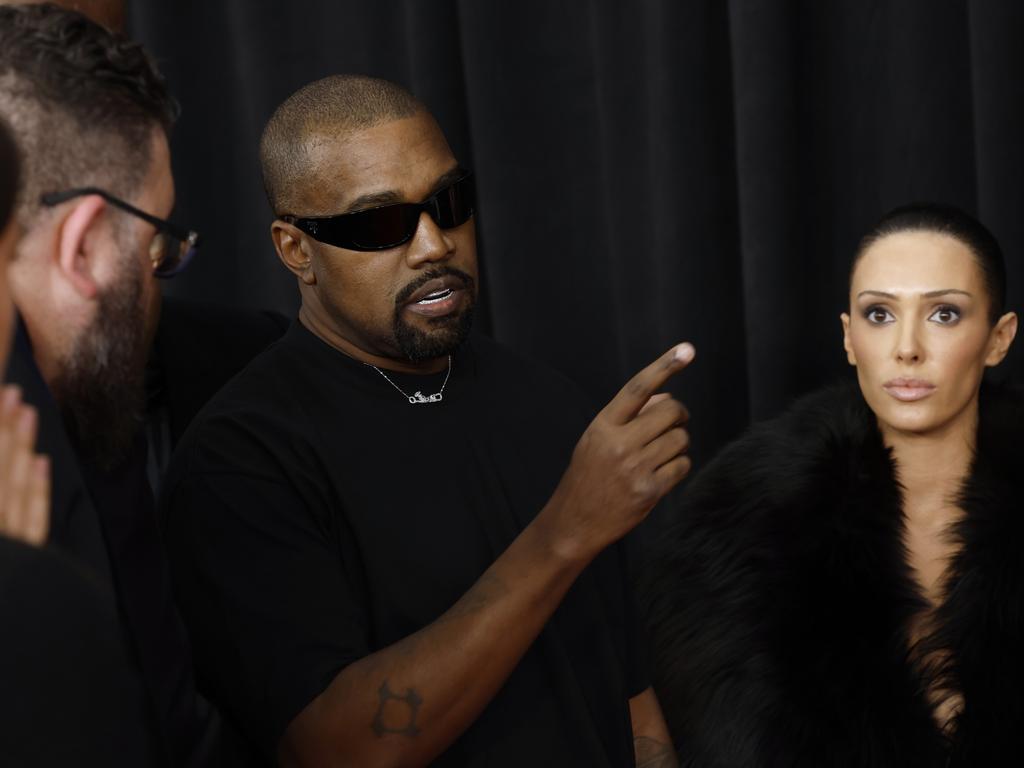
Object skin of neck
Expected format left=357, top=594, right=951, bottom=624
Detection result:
left=880, top=398, right=978, bottom=526
left=297, top=289, right=449, bottom=375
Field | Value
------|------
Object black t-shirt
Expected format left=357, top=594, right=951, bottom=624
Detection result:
left=0, top=536, right=160, bottom=767
left=163, top=322, right=648, bottom=767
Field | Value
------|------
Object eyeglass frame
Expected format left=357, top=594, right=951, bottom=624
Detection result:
left=39, top=186, right=200, bottom=278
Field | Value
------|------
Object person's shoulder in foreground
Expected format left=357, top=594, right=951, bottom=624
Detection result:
left=0, top=535, right=160, bottom=767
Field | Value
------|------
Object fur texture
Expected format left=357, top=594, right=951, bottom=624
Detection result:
left=641, top=381, right=1024, bottom=767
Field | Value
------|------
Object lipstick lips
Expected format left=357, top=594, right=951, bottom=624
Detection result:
left=883, top=377, right=936, bottom=402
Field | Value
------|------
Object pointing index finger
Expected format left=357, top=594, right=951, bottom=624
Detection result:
left=603, top=343, right=695, bottom=424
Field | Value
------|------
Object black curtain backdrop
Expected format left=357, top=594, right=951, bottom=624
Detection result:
left=129, top=1, right=1024, bottom=468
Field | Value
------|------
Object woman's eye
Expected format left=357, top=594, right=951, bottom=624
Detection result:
left=929, top=305, right=961, bottom=325
left=863, top=306, right=893, bottom=324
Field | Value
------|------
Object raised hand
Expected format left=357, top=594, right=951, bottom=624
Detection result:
left=544, top=343, right=695, bottom=562
left=0, top=385, right=51, bottom=546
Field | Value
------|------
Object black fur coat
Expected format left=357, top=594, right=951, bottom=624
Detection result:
left=641, top=382, right=1024, bottom=767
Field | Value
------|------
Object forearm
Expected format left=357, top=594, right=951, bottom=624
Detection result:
left=279, top=510, right=589, bottom=768
left=630, top=687, right=677, bottom=768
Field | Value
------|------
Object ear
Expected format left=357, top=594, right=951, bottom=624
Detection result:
left=271, top=221, right=317, bottom=286
left=984, top=311, right=1018, bottom=367
left=840, top=312, right=856, bottom=365
left=56, top=195, right=107, bottom=300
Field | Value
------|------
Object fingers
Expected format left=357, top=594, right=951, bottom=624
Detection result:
left=4, top=405, right=37, bottom=533
left=0, top=385, right=23, bottom=531
left=603, top=343, right=695, bottom=424
left=630, top=395, right=690, bottom=446
left=0, top=392, right=51, bottom=547
left=637, top=392, right=671, bottom=417
left=653, top=454, right=693, bottom=493
left=639, top=426, right=690, bottom=470
left=21, top=456, right=51, bottom=546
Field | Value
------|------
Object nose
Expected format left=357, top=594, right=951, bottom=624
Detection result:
left=894, top=318, right=924, bottom=365
left=405, top=211, right=455, bottom=268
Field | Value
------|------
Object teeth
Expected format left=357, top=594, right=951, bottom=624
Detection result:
left=417, top=288, right=453, bottom=305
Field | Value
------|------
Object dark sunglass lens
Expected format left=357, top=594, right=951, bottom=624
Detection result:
left=432, top=177, right=475, bottom=229
left=346, top=205, right=419, bottom=250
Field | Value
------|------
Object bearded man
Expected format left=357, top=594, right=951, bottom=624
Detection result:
left=0, top=5, right=217, bottom=766
left=163, top=74, right=691, bottom=768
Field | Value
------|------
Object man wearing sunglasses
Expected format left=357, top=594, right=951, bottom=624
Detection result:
left=0, top=5, right=222, bottom=767
left=163, top=74, right=686, bottom=768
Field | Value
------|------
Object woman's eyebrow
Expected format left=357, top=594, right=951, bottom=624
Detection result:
left=857, top=290, right=897, bottom=300
left=856, top=289, right=973, bottom=300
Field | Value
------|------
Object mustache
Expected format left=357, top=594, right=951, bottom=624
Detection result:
left=394, top=266, right=476, bottom=306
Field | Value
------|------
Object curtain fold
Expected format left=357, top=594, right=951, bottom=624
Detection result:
left=129, top=0, right=1024, bottom=465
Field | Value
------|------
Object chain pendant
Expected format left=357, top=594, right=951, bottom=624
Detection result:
left=408, top=391, right=443, bottom=404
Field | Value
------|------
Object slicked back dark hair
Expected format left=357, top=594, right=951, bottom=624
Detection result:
left=853, top=202, right=1008, bottom=325
left=260, top=74, right=424, bottom=215
left=0, top=116, right=18, bottom=232
left=0, top=3, right=177, bottom=224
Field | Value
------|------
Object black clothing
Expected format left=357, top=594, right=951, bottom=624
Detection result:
left=80, top=434, right=212, bottom=768
left=146, top=297, right=289, bottom=495
left=642, top=381, right=1024, bottom=767
left=4, top=322, right=112, bottom=584
left=0, top=535, right=159, bottom=767
left=149, top=297, right=289, bottom=449
left=4, top=318, right=216, bottom=768
left=163, top=322, right=648, bottom=767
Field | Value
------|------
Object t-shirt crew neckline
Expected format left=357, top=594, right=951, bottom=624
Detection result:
left=288, top=319, right=469, bottom=402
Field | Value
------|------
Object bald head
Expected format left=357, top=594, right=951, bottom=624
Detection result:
left=260, top=74, right=425, bottom=216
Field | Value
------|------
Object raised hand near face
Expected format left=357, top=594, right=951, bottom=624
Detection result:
left=0, top=385, right=51, bottom=546
left=544, top=343, right=695, bottom=562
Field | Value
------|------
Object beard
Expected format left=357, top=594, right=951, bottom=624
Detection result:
left=50, top=260, right=149, bottom=472
left=392, top=266, right=476, bottom=363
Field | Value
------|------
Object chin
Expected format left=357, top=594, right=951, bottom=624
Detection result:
left=393, top=305, right=474, bottom=363
left=876, top=409, right=943, bottom=436
left=871, top=394, right=979, bottom=440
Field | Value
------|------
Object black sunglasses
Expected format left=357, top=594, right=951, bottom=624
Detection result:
left=280, top=172, right=475, bottom=251
left=39, top=187, right=200, bottom=278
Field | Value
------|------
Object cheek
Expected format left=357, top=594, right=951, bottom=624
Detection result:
left=933, top=327, right=990, bottom=391
left=316, top=257, right=399, bottom=322
left=848, top=324, right=888, bottom=372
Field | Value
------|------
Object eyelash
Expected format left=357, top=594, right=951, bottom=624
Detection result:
left=862, top=304, right=962, bottom=326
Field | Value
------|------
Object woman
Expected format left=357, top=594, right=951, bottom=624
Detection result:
left=642, top=203, right=1020, bottom=767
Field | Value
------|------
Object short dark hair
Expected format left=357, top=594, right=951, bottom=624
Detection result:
left=0, top=116, right=18, bottom=232
left=260, top=74, right=424, bottom=215
left=853, top=202, right=1007, bottom=324
left=0, top=3, right=177, bottom=223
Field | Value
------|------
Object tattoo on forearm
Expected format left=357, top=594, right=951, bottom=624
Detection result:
left=634, top=736, right=679, bottom=768
left=372, top=680, right=423, bottom=738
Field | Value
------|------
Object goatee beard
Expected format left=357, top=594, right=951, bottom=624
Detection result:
left=50, top=263, right=148, bottom=472
left=392, top=266, right=476, bottom=363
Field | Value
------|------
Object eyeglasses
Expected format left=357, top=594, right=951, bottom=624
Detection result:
left=280, top=172, right=475, bottom=251
left=39, top=187, right=200, bottom=278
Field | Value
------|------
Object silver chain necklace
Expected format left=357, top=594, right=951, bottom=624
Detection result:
left=369, top=355, right=452, bottom=404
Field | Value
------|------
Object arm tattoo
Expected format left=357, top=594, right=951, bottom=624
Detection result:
left=634, top=736, right=679, bottom=768
left=371, top=680, right=423, bottom=738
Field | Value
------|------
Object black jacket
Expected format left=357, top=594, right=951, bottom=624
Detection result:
left=0, top=535, right=159, bottom=767
left=642, top=381, right=1024, bottom=767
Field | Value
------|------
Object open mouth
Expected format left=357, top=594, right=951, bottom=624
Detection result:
left=415, top=288, right=455, bottom=305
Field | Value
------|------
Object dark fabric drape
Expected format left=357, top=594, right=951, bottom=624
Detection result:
left=128, top=0, right=1024, bottom=467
